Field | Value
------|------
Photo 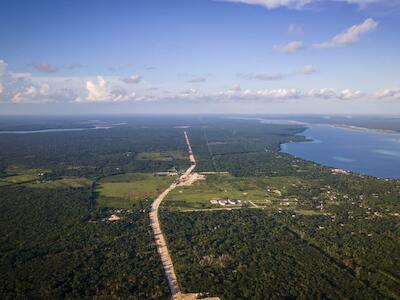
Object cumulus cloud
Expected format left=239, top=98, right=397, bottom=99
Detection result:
left=219, top=86, right=302, bottom=100
left=247, top=88, right=302, bottom=99
left=121, top=74, right=142, bottom=84
left=79, top=76, right=136, bottom=102
left=273, top=41, right=303, bottom=53
left=308, top=88, right=363, bottom=99
left=375, top=87, right=400, bottom=99
left=314, top=18, right=378, bottom=49
left=217, top=87, right=364, bottom=101
left=340, top=89, right=363, bottom=99
left=0, top=58, right=75, bottom=103
left=11, top=83, right=50, bottom=103
left=32, top=63, right=60, bottom=73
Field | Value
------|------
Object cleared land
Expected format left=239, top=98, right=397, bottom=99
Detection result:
left=165, top=174, right=314, bottom=211
left=96, top=172, right=177, bottom=209
left=0, top=174, right=38, bottom=186
left=27, top=177, right=93, bottom=189
left=0, top=167, right=47, bottom=186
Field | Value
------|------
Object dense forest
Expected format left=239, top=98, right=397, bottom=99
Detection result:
left=161, top=209, right=386, bottom=299
left=0, top=185, right=169, bottom=299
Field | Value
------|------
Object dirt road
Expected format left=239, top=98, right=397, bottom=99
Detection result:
left=149, top=131, right=203, bottom=300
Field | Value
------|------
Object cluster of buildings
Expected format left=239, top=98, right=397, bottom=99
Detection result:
left=210, top=199, right=242, bottom=206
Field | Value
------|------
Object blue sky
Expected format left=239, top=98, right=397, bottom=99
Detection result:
left=0, top=0, right=400, bottom=114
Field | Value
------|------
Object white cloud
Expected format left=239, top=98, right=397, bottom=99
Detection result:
left=219, top=0, right=386, bottom=9
left=250, top=88, right=302, bottom=99
left=171, top=86, right=369, bottom=102
left=86, top=76, right=109, bottom=101
left=308, top=88, right=363, bottom=99
left=121, top=74, right=142, bottom=84
left=273, top=41, right=303, bottom=53
left=219, top=0, right=312, bottom=9
left=340, top=89, right=363, bottom=99
left=79, top=76, right=136, bottom=102
left=314, top=18, right=378, bottom=49
left=1, top=58, right=74, bottom=103
left=308, top=88, right=337, bottom=99
left=11, top=83, right=50, bottom=103
left=375, top=87, right=400, bottom=99
left=219, top=87, right=302, bottom=100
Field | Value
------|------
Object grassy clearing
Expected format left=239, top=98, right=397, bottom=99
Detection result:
left=0, top=166, right=50, bottom=186
left=27, top=178, right=93, bottom=189
left=136, top=151, right=187, bottom=161
left=0, top=174, right=39, bottom=186
left=165, top=174, right=316, bottom=211
left=96, top=172, right=176, bottom=209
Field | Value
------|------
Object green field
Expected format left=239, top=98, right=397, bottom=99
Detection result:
left=0, top=174, right=39, bottom=186
left=165, top=174, right=314, bottom=210
left=0, top=167, right=47, bottom=186
left=137, top=150, right=187, bottom=161
left=96, top=172, right=176, bottom=208
left=27, top=177, right=93, bottom=189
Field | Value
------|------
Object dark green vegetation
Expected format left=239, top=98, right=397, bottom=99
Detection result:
left=0, top=115, right=399, bottom=299
left=162, top=210, right=386, bottom=299
left=0, top=185, right=169, bottom=299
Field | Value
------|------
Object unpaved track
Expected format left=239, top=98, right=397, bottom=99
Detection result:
left=149, top=131, right=197, bottom=300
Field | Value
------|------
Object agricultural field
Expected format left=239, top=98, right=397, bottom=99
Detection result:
left=96, top=172, right=177, bottom=209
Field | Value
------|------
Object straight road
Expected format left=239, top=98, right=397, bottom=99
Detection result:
left=149, top=131, right=196, bottom=300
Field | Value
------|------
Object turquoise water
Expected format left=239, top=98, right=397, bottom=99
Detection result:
left=281, top=125, right=400, bottom=179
